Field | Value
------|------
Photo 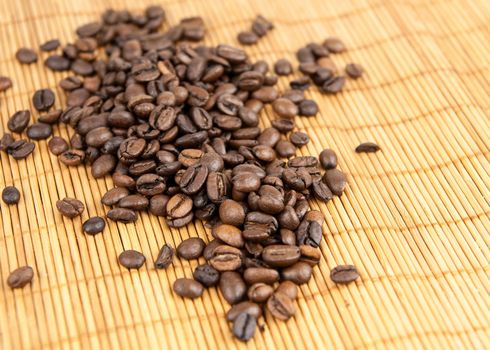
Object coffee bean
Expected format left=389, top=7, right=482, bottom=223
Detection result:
left=219, top=199, right=245, bottom=226
left=56, top=197, right=84, bottom=218
left=32, top=89, right=55, bottom=112
left=312, top=180, right=333, bottom=202
left=281, top=262, right=312, bottom=284
left=319, top=149, right=337, bottom=169
left=16, top=48, right=38, bottom=64
left=276, top=281, right=298, bottom=300
left=213, top=224, right=244, bottom=248
left=251, top=15, right=273, bottom=37
left=118, top=250, right=146, bottom=269
left=166, top=212, right=193, bottom=228
left=39, top=109, right=62, bottom=124
left=323, top=37, right=346, bottom=53
left=298, top=100, right=318, bottom=116
left=322, top=76, right=346, bottom=94
left=7, top=266, right=34, bottom=289
left=45, top=55, right=71, bottom=71
left=40, top=39, right=60, bottom=52
left=262, top=245, right=300, bottom=267
left=258, top=127, right=281, bottom=147
left=248, top=283, right=274, bottom=303
left=208, top=245, right=243, bottom=271
left=232, top=313, right=256, bottom=342
left=232, top=172, right=261, bottom=193
left=289, top=131, right=309, bottom=146
left=275, top=140, right=296, bottom=158
left=119, top=194, right=149, bottom=210
left=0, top=133, right=14, bottom=152
left=154, top=244, right=174, bottom=269
left=272, top=98, right=298, bottom=119
left=92, top=154, right=117, bottom=178
left=101, top=187, right=129, bottom=206
left=82, top=217, right=105, bottom=235
left=7, top=140, right=35, bottom=159
left=180, top=164, right=208, bottom=195
left=177, top=237, right=205, bottom=260
left=345, top=63, right=364, bottom=79
left=355, top=142, right=380, bottom=153
left=2, top=186, right=20, bottom=205
left=330, top=265, right=359, bottom=284
left=290, top=76, right=310, bottom=90
left=107, top=208, right=137, bottom=223
left=322, top=168, right=347, bottom=196
left=173, top=278, right=204, bottom=299
left=271, top=119, right=295, bottom=133
left=167, top=193, right=193, bottom=219
left=274, top=59, right=292, bottom=76
left=59, top=149, right=85, bottom=166
left=267, top=292, right=295, bottom=321
left=8, top=110, right=31, bottom=133
left=136, top=174, right=165, bottom=196
left=237, top=31, right=258, bottom=45
left=219, top=271, right=246, bottom=304
left=243, top=267, right=279, bottom=285
left=0, top=76, right=13, bottom=92
left=226, top=301, right=262, bottom=322
left=193, top=264, right=220, bottom=287
left=27, top=123, right=52, bottom=140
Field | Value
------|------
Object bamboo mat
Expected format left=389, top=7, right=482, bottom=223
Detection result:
left=0, top=0, right=489, bottom=349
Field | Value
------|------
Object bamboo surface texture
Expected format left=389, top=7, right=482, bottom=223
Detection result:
left=1, top=0, right=489, bottom=349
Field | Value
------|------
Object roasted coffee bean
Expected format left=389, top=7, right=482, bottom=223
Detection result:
left=330, top=265, right=359, bottom=284
left=282, top=167, right=312, bottom=191
left=203, top=239, right=221, bottom=261
left=136, top=174, right=165, bottom=195
left=173, top=278, right=204, bottom=299
left=213, top=224, right=244, bottom=248
left=278, top=206, right=300, bottom=230
left=177, top=237, right=205, bottom=260
left=251, top=86, right=278, bottom=103
left=322, top=168, right=347, bottom=196
left=281, top=262, right=312, bottom=284
left=289, top=156, right=318, bottom=168
left=119, top=194, right=149, bottom=210
left=323, top=37, right=346, bottom=53
left=166, top=211, right=194, bottom=228
left=248, top=283, right=274, bottom=303
left=276, top=281, right=298, bottom=300
left=312, top=67, right=333, bottom=85
left=219, top=199, right=245, bottom=227
left=38, top=109, right=62, bottom=124
left=7, top=140, right=35, bottom=159
left=312, top=180, right=333, bottom=201
left=290, top=76, right=310, bottom=90
left=45, top=55, right=71, bottom=71
left=299, top=245, right=321, bottom=265
left=267, top=292, right=295, bottom=321
left=226, top=301, right=262, bottom=322
left=251, top=15, right=273, bottom=37
left=102, top=187, right=129, bottom=206
left=289, top=131, right=309, bottom=147
left=118, top=250, right=146, bottom=269
left=8, top=110, right=30, bottom=133
left=40, top=39, right=60, bottom=52
left=27, top=123, right=52, bottom=140
left=113, top=173, right=136, bottom=189
left=232, top=172, right=261, bottom=193
left=275, top=140, right=296, bottom=158
left=32, top=89, right=55, bottom=112
left=180, top=164, right=208, bottom=195
left=319, top=149, right=337, bottom=169
left=209, top=245, right=242, bottom=271
left=271, top=119, right=295, bottom=133
left=154, top=244, right=174, bottom=269
left=257, top=127, right=281, bottom=148
left=16, top=48, right=37, bottom=64
left=219, top=271, right=246, bottom=304
left=91, top=154, right=117, bottom=178
left=232, top=313, right=256, bottom=342
left=345, top=63, right=364, bottom=79
left=0, top=133, right=14, bottom=151
left=107, top=208, right=137, bottom=222
left=7, top=266, right=34, bottom=289
left=243, top=211, right=278, bottom=241
left=217, top=44, right=247, bottom=63
left=322, top=76, right=346, bottom=94
left=82, top=217, right=105, bottom=235
left=280, top=228, right=296, bottom=246
left=56, top=197, right=84, bottom=218
left=0, top=76, right=13, bottom=92
left=243, top=267, right=279, bottom=285
left=166, top=193, right=193, bottom=219
left=272, top=98, right=298, bottom=119
left=274, top=59, right=292, bottom=76
left=193, top=264, right=220, bottom=287
left=355, top=142, right=380, bottom=153
left=2, top=186, right=20, bottom=205
left=298, top=99, right=318, bottom=116
left=297, top=220, right=322, bottom=247
left=261, top=245, right=300, bottom=267
left=237, top=31, right=259, bottom=45
left=149, top=194, right=169, bottom=216
left=217, top=94, right=244, bottom=116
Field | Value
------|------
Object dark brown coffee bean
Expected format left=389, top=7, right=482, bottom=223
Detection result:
left=8, top=110, right=30, bottom=133
left=0, top=133, right=14, bottom=151
left=271, top=119, right=295, bottom=134
left=299, top=245, right=321, bottom=266
left=275, top=140, right=296, bottom=158
left=251, top=86, right=278, bottom=103
left=232, top=313, right=256, bottom=342
left=45, top=55, right=71, bottom=71
left=7, top=140, right=35, bottom=159
left=251, top=15, right=273, bottom=37
left=149, top=194, right=169, bottom=216
left=330, top=265, right=359, bottom=284
left=297, top=219, right=322, bottom=247
left=40, top=39, right=60, bottom=52
left=355, top=142, right=380, bottom=153
left=213, top=224, right=244, bottom=248
left=177, top=237, right=205, bottom=260
left=217, top=45, right=247, bottom=63
left=56, top=198, right=84, bottom=218
left=2, top=186, right=20, bottom=205
left=39, top=109, right=62, bottom=124
left=278, top=206, right=300, bottom=230
left=322, top=168, right=347, bottom=196
left=345, top=63, right=364, bottom=79
left=0, top=76, right=13, bottom=92
left=166, top=193, right=192, bottom=219
left=193, top=264, right=220, bottom=287
left=274, top=59, right=292, bottom=76
left=119, top=194, right=149, bottom=210
left=32, top=89, right=55, bottom=111
left=82, top=217, right=105, bottom=235
left=319, top=149, right=337, bottom=169
left=267, top=292, right=295, bottom=321
left=173, top=278, right=204, bottom=299
left=272, top=98, right=298, bottom=119
left=298, top=99, right=318, bottom=116
left=190, top=107, right=212, bottom=130
left=209, top=245, right=243, bottom=271
left=237, top=31, right=258, bottom=45
left=7, top=266, right=34, bottom=289
left=26, top=123, right=52, bottom=140
left=226, top=302, right=262, bottom=322
left=276, top=281, right=298, bottom=300
left=218, top=199, right=245, bottom=227
left=323, top=37, right=346, bottom=53
left=166, top=212, right=194, bottom=228
left=232, top=172, right=261, bottom=193
left=16, top=48, right=37, bottom=64
left=118, top=250, right=146, bottom=269
left=203, top=239, right=221, bottom=261
left=220, top=271, right=246, bottom=304
left=154, top=244, right=174, bottom=269
left=261, top=245, right=300, bottom=267
left=243, top=267, right=279, bottom=285
left=289, top=131, right=309, bottom=146
left=247, top=283, right=274, bottom=303
left=91, top=154, right=117, bottom=178
left=312, top=180, right=333, bottom=202
left=281, top=262, right=312, bottom=284
left=59, top=149, right=85, bottom=166
left=283, top=167, right=312, bottom=191
left=101, top=187, right=129, bottom=206
left=107, top=208, right=138, bottom=223
left=322, top=76, right=346, bottom=94
left=290, top=76, right=311, bottom=91
left=136, top=174, right=165, bottom=196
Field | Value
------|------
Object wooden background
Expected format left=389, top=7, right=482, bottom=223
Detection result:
left=1, top=0, right=489, bottom=349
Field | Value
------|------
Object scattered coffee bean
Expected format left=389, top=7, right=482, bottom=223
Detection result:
left=274, top=59, right=292, bottom=76
left=220, top=271, right=247, bottom=304
left=193, top=264, right=220, bottom=287
left=289, top=131, right=309, bottom=146
left=40, top=39, right=60, bottom=52
left=267, top=292, right=295, bottom=321
left=237, top=31, right=259, bottom=45
left=226, top=301, right=262, bottom=322
left=7, top=266, right=34, bottom=289
left=8, top=110, right=30, bottom=133
left=2, top=186, right=20, bottom=205
left=233, top=313, right=256, bottom=342
left=59, top=149, right=85, bottom=166
left=177, top=237, right=205, bottom=260
left=355, top=142, right=380, bottom=153
left=323, top=37, right=346, bottom=53
left=154, top=244, right=174, bottom=269
left=82, top=216, right=105, bottom=235
left=45, top=55, right=71, bottom=71
left=319, top=149, right=337, bottom=169
left=56, top=197, right=84, bottom=218
left=322, top=168, right=347, bottom=196
left=345, top=63, right=364, bottom=79
left=107, top=208, right=137, bottom=223
left=276, top=281, right=298, bottom=300
left=0, top=76, right=13, bottom=92
left=27, top=122, right=52, bottom=140
left=298, top=99, right=318, bottom=116
left=0, top=133, right=14, bottom=151
left=173, top=278, right=204, bottom=299
left=272, top=98, right=298, bottom=118
left=16, top=48, right=38, bottom=64
left=32, top=89, right=55, bottom=112
left=330, top=265, right=359, bottom=284
left=7, top=140, right=35, bottom=159
left=118, top=250, right=146, bottom=269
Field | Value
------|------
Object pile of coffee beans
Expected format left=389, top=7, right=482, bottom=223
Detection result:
left=237, top=15, right=274, bottom=46
left=1, top=5, right=365, bottom=342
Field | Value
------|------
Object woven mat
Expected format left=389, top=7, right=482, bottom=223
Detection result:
left=1, top=0, right=489, bottom=349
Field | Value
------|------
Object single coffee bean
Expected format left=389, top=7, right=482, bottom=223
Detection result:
left=82, top=217, right=105, bottom=235
left=237, top=31, right=258, bottom=45
left=243, top=267, right=279, bottom=285
left=32, top=89, right=55, bottom=112
left=276, top=281, right=298, bottom=300
left=271, top=119, right=295, bottom=133
left=118, top=250, right=146, bottom=269
left=136, top=174, right=165, bottom=196
left=272, top=98, right=298, bottom=118
left=312, top=180, right=333, bottom=202
left=299, top=245, right=321, bottom=265
left=45, top=55, right=71, bottom=71
left=226, top=301, right=262, bottom=322
left=261, top=245, right=300, bottom=267
left=149, top=194, right=169, bottom=216
left=323, top=37, right=346, bottom=53
left=212, top=224, right=244, bottom=248
left=16, top=48, right=38, bottom=64
left=177, top=237, right=206, bottom=260
left=281, top=262, right=313, bottom=284
left=275, top=140, right=296, bottom=158
left=252, top=14, right=273, bottom=36
left=0, top=133, right=14, bottom=151
left=232, top=172, right=261, bottom=193
left=0, top=76, right=13, bottom=92
left=39, top=109, right=62, bottom=124
left=173, top=278, right=204, bottom=299
left=2, top=186, right=20, bottom=205
left=267, top=292, right=295, bottom=321
left=233, top=313, right=256, bottom=342
left=56, top=197, right=84, bottom=218
left=219, top=199, right=245, bottom=227
left=8, top=110, right=31, bottom=133
left=101, top=187, right=129, bottom=206
left=166, top=193, right=193, bottom=219
left=91, top=154, right=117, bottom=178
left=330, top=265, right=359, bottom=284
left=40, top=39, right=60, bottom=52
left=59, top=149, right=85, bottom=166
left=26, top=123, right=52, bottom=140
left=355, top=142, right=380, bottom=153
left=345, top=63, right=364, bottom=79
left=219, top=271, right=247, bottom=304
left=290, top=76, right=311, bottom=90
left=298, top=99, right=318, bottom=116
left=208, top=245, right=243, bottom=271
left=289, top=131, right=309, bottom=146
left=248, top=283, right=274, bottom=303
left=154, top=244, right=174, bottom=269
left=7, top=266, right=34, bottom=289
left=274, top=59, right=292, bottom=76
left=118, top=194, right=149, bottom=210
left=107, top=208, right=138, bottom=223
left=7, top=140, right=35, bottom=159
left=180, top=164, right=208, bottom=195
left=47, top=137, right=68, bottom=155
left=322, top=168, right=347, bottom=196
left=322, top=76, right=346, bottom=94
left=319, top=149, right=337, bottom=169
left=193, top=264, right=220, bottom=287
